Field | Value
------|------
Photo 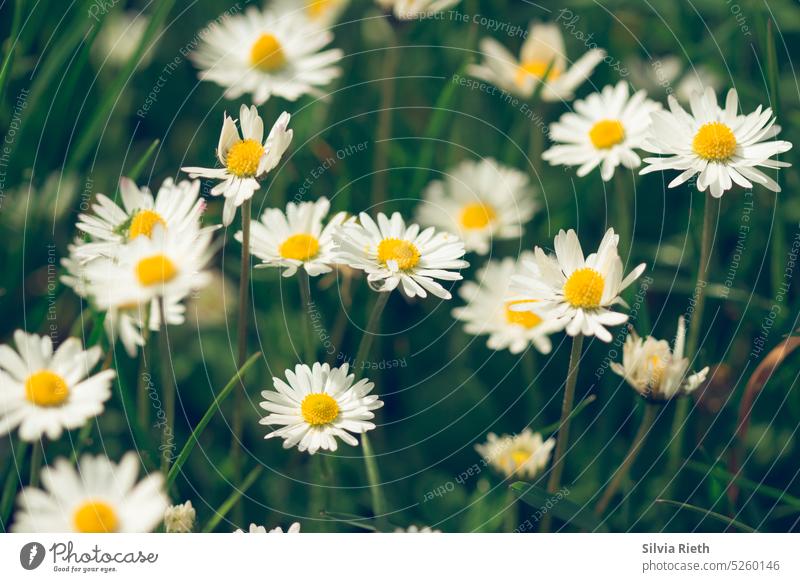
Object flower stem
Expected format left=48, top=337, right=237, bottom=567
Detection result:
left=29, top=441, right=42, bottom=488
left=159, top=298, right=175, bottom=476
left=541, top=333, right=584, bottom=532
left=137, top=326, right=151, bottom=430
left=614, top=171, right=633, bottom=263
left=297, top=271, right=316, bottom=363
left=595, top=401, right=658, bottom=516
left=372, top=40, right=398, bottom=206
left=353, top=292, right=389, bottom=371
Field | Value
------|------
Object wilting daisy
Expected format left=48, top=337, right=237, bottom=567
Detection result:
left=641, top=87, right=793, bottom=198
left=275, top=0, right=349, bottom=27
left=74, top=177, right=206, bottom=262
left=335, top=212, right=468, bottom=299
left=468, top=22, right=605, bottom=102
left=611, top=317, right=709, bottom=401
left=183, top=104, right=293, bottom=226
left=510, top=228, right=646, bottom=343
left=0, top=331, right=115, bottom=441
left=259, top=362, right=383, bottom=454
left=475, top=429, right=555, bottom=479
left=12, top=453, right=168, bottom=533
left=416, top=158, right=538, bottom=255
left=453, top=255, right=562, bottom=355
left=542, top=82, right=662, bottom=181
left=189, top=7, right=343, bottom=105
left=236, top=522, right=301, bottom=533
left=376, top=0, right=461, bottom=19
left=395, top=525, right=442, bottom=533
left=164, top=501, right=196, bottom=533
left=239, top=197, right=348, bottom=277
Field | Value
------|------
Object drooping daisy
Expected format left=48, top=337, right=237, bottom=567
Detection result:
left=416, top=158, right=538, bottom=255
left=74, top=177, right=206, bottom=263
left=542, top=82, right=662, bottom=181
left=12, top=453, right=168, bottom=533
left=275, top=0, right=349, bottom=28
left=468, top=22, right=605, bottom=102
left=395, top=524, right=442, bottom=533
left=452, top=255, right=562, bottom=355
left=376, top=0, right=461, bottom=20
left=640, top=87, right=793, bottom=198
left=189, top=7, right=343, bottom=105
left=235, top=522, right=301, bottom=533
left=164, top=500, right=196, bottom=533
left=475, top=429, right=555, bottom=479
left=510, top=228, right=646, bottom=343
left=183, top=104, right=293, bottom=226
left=335, top=212, right=468, bottom=299
left=259, top=362, right=383, bottom=454
left=611, top=317, right=709, bottom=401
left=0, top=331, right=115, bottom=441
left=238, top=197, right=348, bottom=278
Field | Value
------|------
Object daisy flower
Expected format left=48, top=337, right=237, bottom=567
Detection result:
left=452, top=255, right=562, bottom=355
left=259, top=362, right=383, bottom=454
left=189, top=7, right=343, bottom=105
left=467, top=22, right=605, bottom=102
left=164, top=500, right=196, bottom=533
left=416, top=158, right=538, bottom=255
left=640, top=87, right=793, bottom=198
left=11, top=452, right=168, bottom=533
left=510, top=228, right=646, bottom=343
left=475, top=429, right=555, bottom=479
left=275, top=0, right=349, bottom=28
left=611, top=317, right=709, bottom=401
left=0, top=331, right=114, bottom=441
left=236, top=522, right=301, bottom=533
left=335, top=212, right=469, bottom=299
left=542, top=81, right=662, bottom=181
left=183, top=105, right=293, bottom=226
left=395, top=525, right=442, bottom=533
left=238, top=197, right=348, bottom=278
left=74, top=177, right=206, bottom=262
left=376, top=0, right=461, bottom=20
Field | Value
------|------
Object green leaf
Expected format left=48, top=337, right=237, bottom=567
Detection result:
left=0, top=438, right=27, bottom=531
left=655, top=499, right=757, bottom=532
left=202, top=465, right=263, bottom=533
left=686, top=460, right=800, bottom=510
left=510, top=481, right=608, bottom=532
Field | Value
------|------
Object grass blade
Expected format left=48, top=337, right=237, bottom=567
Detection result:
left=202, top=465, right=263, bottom=533
left=510, top=481, right=608, bottom=532
left=655, top=499, right=757, bottom=532
left=687, top=460, right=800, bottom=510
left=540, top=395, right=597, bottom=435
left=0, top=438, right=28, bottom=531
left=127, top=139, right=161, bottom=182
left=0, top=0, right=24, bottom=106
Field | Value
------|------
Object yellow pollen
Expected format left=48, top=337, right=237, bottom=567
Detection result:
left=504, top=300, right=542, bottom=329
left=135, top=254, right=178, bottom=287
left=563, top=267, right=605, bottom=309
left=511, top=449, right=532, bottom=468
left=129, top=209, right=166, bottom=239
left=515, top=60, right=562, bottom=85
left=459, top=202, right=496, bottom=230
left=377, top=238, right=421, bottom=271
left=279, top=233, right=320, bottom=261
left=648, top=355, right=667, bottom=388
left=73, top=500, right=119, bottom=533
left=589, top=119, right=626, bottom=149
left=306, top=0, right=334, bottom=19
left=25, top=370, right=70, bottom=407
left=225, top=139, right=265, bottom=178
left=301, top=393, right=340, bottom=426
left=250, top=33, right=287, bottom=72
left=692, top=121, right=737, bottom=161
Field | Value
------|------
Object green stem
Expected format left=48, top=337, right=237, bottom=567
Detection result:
left=614, top=171, right=632, bottom=264
left=595, top=401, right=658, bottom=516
left=29, top=441, right=42, bottom=488
left=372, top=39, right=398, bottom=205
left=137, top=325, right=151, bottom=430
left=298, top=271, right=316, bottom=363
left=541, top=333, right=584, bottom=532
left=202, top=465, right=263, bottom=533
left=159, top=298, right=175, bottom=476
left=0, top=440, right=27, bottom=530
left=353, top=292, right=389, bottom=370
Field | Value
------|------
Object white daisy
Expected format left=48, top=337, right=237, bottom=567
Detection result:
left=453, top=255, right=562, bottom=355
left=475, top=429, right=555, bottom=479
left=74, top=177, right=206, bottom=263
left=236, top=522, right=301, bottom=533
left=416, top=158, right=538, bottom=255
left=376, top=0, right=461, bottom=20
left=611, top=317, right=710, bottom=401
left=259, top=362, right=383, bottom=455
left=542, top=81, right=662, bottom=181
left=625, top=56, right=721, bottom=105
left=189, top=7, right=343, bottom=105
left=0, top=331, right=115, bottom=441
left=183, top=105, right=293, bottom=226
left=274, top=0, right=349, bottom=28
left=238, top=197, right=348, bottom=278
left=640, top=87, right=793, bottom=198
left=510, top=228, right=646, bottom=343
left=467, top=22, right=605, bottom=102
left=335, top=212, right=468, bottom=299
left=11, top=452, right=168, bottom=533
left=395, top=524, right=442, bottom=532
left=164, top=500, right=196, bottom=533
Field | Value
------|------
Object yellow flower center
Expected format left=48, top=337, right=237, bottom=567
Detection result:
left=647, top=355, right=667, bottom=388
left=692, top=121, right=737, bottom=161
left=250, top=33, right=287, bottom=72
left=279, top=233, right=320, bottom=261
left=563, top=267, right=605, bottom=309
left=511, top=449, right=532, bottom=468
left=301, top=393, right=340, bottom=426
left=225, top=139, right=265, bottom=178
left=515, top=60, right=562, bottom=85
left=129, top=209, right=166, bottom=239
left=459, top=202, right=496, bottom=230
left=73, top=500, right=119, bottom=533
left=135, top=254, right=178, bottom=287
left=589, top=119, right=626, bottom=150
left=307, top=0, right=335, bottom=19
left=25, top=370, right=70, bottom=407
left=377, top=238, right=421, bottom=271
left=504, top=300, right=542, bottom=329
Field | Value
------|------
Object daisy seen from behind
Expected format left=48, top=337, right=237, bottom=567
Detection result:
left=475, top=429, right=555, bottom=479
